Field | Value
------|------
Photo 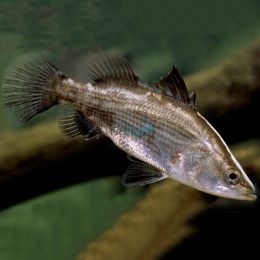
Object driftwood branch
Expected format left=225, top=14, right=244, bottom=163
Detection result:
left=186, top=40, right=260, bottom=118
left=0, top=40, right=260, bottom=209
left=77, top=140, right=260, bottom=260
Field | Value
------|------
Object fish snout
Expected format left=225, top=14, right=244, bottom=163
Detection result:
left=239, top=175, right=256, bottom=200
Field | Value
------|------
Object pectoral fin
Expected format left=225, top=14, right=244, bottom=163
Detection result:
left=122, top=156, right=166, bottom=187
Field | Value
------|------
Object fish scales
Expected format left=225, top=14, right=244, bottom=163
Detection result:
left=60, top=80, right=198, bottom=142
left=56, top=80, right=209, bottom=178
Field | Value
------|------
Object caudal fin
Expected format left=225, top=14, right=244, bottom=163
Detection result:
left=2, top=54, right=65, bottom=122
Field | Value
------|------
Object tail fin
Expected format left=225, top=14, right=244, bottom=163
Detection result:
left=2, top=54, right=65, bottom=122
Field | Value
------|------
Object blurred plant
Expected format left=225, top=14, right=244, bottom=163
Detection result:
left=0, top=0, right=102, bottom=54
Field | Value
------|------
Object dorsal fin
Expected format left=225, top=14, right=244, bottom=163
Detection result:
left=189, top=91, right=198, bottom=108
left=59, top=109, right=100, bottom=139
left=77, top=55, right=140, bottom=84
left=152, top=66, right=197, bottom=108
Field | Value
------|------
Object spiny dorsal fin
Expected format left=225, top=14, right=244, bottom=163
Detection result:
left=152, top=66, right=197, bottom=108
left=189, top=91, right=198, bottom=109
left=59, top=109, right=100, bottom=139
left=77, top=55, right=140, bottom=84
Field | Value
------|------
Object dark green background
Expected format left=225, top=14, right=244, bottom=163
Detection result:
left=0, top=0, right=260, bottom=259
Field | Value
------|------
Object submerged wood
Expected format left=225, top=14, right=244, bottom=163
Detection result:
left=77, top=140, right=260, bottom=260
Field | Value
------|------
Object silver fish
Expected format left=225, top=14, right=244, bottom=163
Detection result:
left=2, top=54, right=256, bottom=200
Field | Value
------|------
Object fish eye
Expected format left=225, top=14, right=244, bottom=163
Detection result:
left=224, top=171, right=241, bottom=185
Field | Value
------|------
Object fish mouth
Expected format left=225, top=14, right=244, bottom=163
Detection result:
left=238, top=182, right=257, bottom=201
left=235, top=193, right=257, bottom=201
left=214, top=191, right=257, bottom=201
left=214, top=185, right=257, bottom=201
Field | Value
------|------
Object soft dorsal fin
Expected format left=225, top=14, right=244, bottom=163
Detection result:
left=77, top=55, right=140, bottom=84
left=59, top=109, right=100, bottom=139
left=152, top=66, right=197, bottom=108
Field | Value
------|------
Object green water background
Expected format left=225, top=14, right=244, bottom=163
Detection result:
left=0, top=0, right=260, bottom=259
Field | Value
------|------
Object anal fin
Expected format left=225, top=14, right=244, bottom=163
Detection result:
left=59, top=109, right=100, bottom=139
left=122, top=155, right=166, bottom=187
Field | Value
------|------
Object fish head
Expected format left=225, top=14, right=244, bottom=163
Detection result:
left=178, top=143, right=256, bottom=201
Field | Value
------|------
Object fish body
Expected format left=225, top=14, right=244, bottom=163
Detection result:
left=2, top=54, right=256, bottom=200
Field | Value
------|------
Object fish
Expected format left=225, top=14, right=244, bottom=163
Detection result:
left=2, top=54, right=256, bottom=201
